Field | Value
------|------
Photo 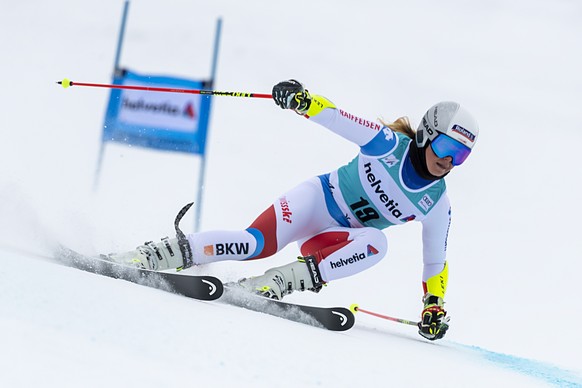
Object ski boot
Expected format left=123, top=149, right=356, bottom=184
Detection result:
left=238, top=256, right=324, bottom=300
left=106, top=237, right=186, bottom=271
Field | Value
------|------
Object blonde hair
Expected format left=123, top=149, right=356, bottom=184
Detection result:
left=380, top=116, right=415, bottom=139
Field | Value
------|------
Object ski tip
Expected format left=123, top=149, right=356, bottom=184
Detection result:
left=58, top=78, right=72, bottom=88
left=349, top=303, right=359, bottom=313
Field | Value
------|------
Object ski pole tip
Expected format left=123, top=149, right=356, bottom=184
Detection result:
left=349, top=303, right=359, bottom=313
left=58, top=78, right=72, bottom=88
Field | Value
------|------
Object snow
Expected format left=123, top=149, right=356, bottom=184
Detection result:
left=1, top=0, right=581, bottom=387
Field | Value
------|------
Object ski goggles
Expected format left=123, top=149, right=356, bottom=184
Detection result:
left=430, top=134, right=472, bottom=166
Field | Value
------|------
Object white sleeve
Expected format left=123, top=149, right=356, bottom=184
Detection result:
left=420, top=193, right=451, bottom=281
left=308, top=107, right=397, bottom=155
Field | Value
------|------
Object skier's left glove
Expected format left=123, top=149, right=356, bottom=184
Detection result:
left=272, top=79, right=312, bottom=115
left=418, top=293, right=450, bottom=341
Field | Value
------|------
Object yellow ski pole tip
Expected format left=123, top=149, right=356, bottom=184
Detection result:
left=59, top=78, right=72, bottom=88
left=349, top=304, right=359, bottom=313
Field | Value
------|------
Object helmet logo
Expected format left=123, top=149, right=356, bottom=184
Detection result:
left=433, top=106, right=439, bottom=127
left=452, top=124, right=476, bottom=142
left=422, top=117, right=434, bottom=136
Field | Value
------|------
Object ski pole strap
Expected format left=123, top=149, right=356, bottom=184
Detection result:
left=174, top=202, right=195, bottom=269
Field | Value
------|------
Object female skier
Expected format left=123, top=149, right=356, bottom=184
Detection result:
left=111, top=80, right=479, bottom=341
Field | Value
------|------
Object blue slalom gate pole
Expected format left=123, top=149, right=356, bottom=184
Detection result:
left=94, top=0, right=130, bottom=191
left=194, top=18, right=222, bottom=232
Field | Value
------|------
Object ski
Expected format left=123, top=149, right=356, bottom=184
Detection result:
left=53, top=247, right=353, bottom=330
left=54, top=245, right=223, bottom=301
left=51, top=204, right=352, bottom=329
left=221, top=285, right=355, bottom=331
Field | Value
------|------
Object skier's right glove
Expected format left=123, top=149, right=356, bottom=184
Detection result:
left=418, top=293, right=450, bottom=341
left=272, top=79, right=312, bottom=115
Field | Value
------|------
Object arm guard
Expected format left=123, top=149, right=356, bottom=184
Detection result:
left=422, top=261, right=448, bottom=299
left=305, top=95, right=336, bottom=118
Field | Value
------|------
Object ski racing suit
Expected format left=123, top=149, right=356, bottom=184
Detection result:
left=187, top=95, right=451, bottom=299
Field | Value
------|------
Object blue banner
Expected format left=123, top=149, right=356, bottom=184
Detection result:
left=103, top=69, right=212, bottom=155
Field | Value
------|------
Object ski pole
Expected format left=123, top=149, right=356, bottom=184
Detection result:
left=56, top=78, right=273, bottom=99
left=350, top=304, right=419, bottom=326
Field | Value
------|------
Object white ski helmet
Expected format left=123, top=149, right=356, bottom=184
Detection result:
left=415, top=102, right=479, bottom=164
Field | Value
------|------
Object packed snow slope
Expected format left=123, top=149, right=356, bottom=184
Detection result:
left=1, top=0, right=581, bottom=387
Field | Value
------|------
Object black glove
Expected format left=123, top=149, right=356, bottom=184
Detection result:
left=418, top=294, right=450, bottom=341
left=272, top=79, right=312, bottom=115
